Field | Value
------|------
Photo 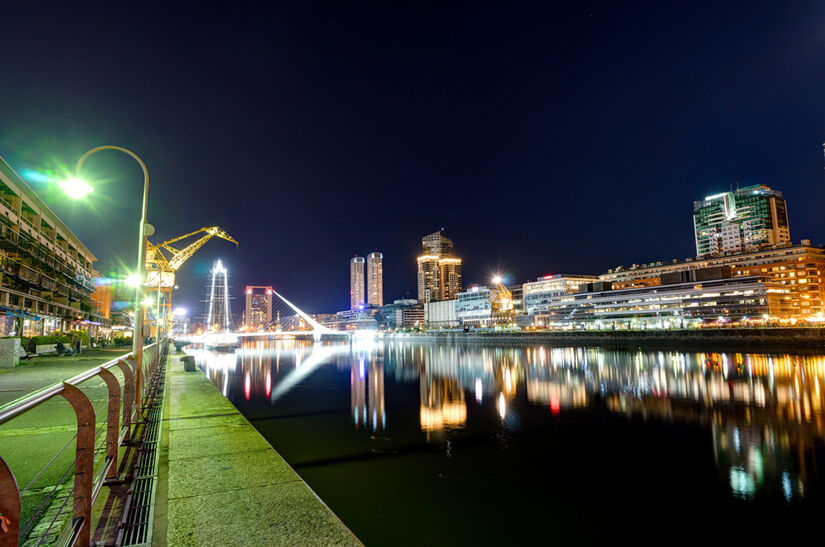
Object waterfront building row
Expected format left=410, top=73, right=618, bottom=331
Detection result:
left=423, top=265, right=801, bottom=329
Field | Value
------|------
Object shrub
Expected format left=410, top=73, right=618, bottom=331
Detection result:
left=113, top=336, right=132, bottom=347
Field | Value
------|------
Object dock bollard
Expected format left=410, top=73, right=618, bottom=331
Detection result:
left=181, top=355, right=196, bottom=372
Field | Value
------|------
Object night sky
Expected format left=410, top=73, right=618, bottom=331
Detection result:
left=1, top=1, right=824, bottom=315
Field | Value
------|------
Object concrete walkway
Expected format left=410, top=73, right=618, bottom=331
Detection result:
left=154, top=354, right=361, bottom=546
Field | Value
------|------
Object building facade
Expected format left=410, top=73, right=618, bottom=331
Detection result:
left=367, top=251, right=383, bottom=306
left=528, top=272, right=782, bottom=329
left=455, top=286, right=492, bottom=327
left=522, top=274, right=599, bottom=315
left=417, top=231, right=462, bottom=303
left=693, top=185, right=790, bottom=257
left=244, top=285, right=273, bottom=328
left=0, top=156, right=110, bottom=337
left=380, top=299, right=422, bottom=329
left=600, top=241, right=825, bottom=321
left=350, top=256, right=365, bottom=310
left=424, top=299, right=458, bottom=328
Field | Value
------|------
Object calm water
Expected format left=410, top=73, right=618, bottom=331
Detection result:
left=191, top=339, right=825, bottom=545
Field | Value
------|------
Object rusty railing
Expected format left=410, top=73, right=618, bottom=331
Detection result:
left=0, top=342, right=165, bottom=546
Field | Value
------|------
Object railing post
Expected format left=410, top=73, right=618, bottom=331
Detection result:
left=60, top=383, right=95, bottom=547
left=0, top=456, right=20, bottom=547
left=96, top=368, right=121, bottom=480
left=115, top=360, right=135, bottom=443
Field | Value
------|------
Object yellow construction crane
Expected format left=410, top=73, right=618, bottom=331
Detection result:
left=145, top=226, right=238, bottom=317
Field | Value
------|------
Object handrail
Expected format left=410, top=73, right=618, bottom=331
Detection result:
left=0, top=341, right=167, bottom=547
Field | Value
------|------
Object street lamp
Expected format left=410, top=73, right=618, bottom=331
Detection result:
left=66, top=146, right=151, bottom=408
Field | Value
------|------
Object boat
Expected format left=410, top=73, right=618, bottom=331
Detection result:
left=203, top=332, right=239, bottom=351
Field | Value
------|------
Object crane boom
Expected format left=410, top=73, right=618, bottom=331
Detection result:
left=146, top=226, right=238, bottom=272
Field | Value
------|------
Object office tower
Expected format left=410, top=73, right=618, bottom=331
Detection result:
left=244, top=286, right=273, bottom=328
left=693, top=185, right=790, bottom=257
left=350, top=256, right=365, bottom=309
left=416, top=230, right=462, bottom=303
left=367, top=251, right=383, bottom=306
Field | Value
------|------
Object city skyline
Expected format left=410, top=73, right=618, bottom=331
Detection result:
left=2, top=2, right=824, bottom=313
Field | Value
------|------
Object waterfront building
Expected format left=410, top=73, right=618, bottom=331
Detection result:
left=380, top=299, right=423, bottom=329
left=529, top=269, right=783, bottom=329
left=693, top=185, right=790, bottom=257
left=600, top=240, right=825, bottom=320
left=335, top=307, right=379, bottom=330
left=0, top=155, right=110, bottom=337
left=455, top=285, right=492, bottom=327
left=367, top=251, right=383, bottom=306
left=424, top=299, right=458, bottom=328
left=509, top=284, right=524, bottom=316
left=417, top=230, right=462, bottom=303
left=350, top=256, right=365, bottom=310
left=244, top=285, right=273, bottom=329
left=522, top=274, right=599, bottom=315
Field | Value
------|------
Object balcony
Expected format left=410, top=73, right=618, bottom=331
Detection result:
left=19, top=216, right=39, bottom=237
left=0, top=195, right=18, bottom=224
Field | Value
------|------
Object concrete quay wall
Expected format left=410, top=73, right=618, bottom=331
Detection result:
left=387, top=328, right=825, bottom=349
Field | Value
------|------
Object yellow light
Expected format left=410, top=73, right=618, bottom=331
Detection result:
left=492, top=275, right=502, bottom=284
left=59, top=177, right=94, bottom=199
left=142, top=297, right=155, bottom=307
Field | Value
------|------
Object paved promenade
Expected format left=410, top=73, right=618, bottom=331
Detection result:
left=0, top=348, right=132, bottom=537
left=153, top=354, right=360, bottom=546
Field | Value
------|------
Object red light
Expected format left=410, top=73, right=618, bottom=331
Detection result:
left=246, top=288, right=252, bottom=294
left=543, top=274, right=555, bottom=280
left=266, top=289, right=272, bottom=294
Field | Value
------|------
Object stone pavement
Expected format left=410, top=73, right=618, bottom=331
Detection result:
left=153, top=354, right=361, bottom=546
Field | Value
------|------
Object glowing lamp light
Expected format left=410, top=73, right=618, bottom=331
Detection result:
left=174, top=307, right=187, bottom=316
left=492, top=275, right=502, bottom=285
left=125, top=273, right=143, bottom=287
left=59, top=177, right=94, bottom=199
left=141, top=297, right=155, bottom=307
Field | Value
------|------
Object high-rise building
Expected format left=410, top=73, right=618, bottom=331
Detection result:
left=244, top=286, right=273, bottom=328
left=367, top=251, right=383, bottom=306
left=417, top=231, right=462, bottom=303
left=693, top=185, right=790, bottom=257
left=350, top=256, right=365, bottom=309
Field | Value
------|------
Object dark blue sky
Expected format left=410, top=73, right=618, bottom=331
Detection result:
left=1, top=1, right=824, bottom=314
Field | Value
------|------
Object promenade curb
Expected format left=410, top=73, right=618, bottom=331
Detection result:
left=152, top=354, right=361, bottom=546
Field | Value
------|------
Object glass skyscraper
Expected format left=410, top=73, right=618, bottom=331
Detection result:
left=693, top=185, right=789, bottom=257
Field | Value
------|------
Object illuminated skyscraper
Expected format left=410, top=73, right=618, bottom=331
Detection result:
left=350, top=256, right=365, bottom=309
left=244, top=286, right=273, bottom=328
left=367, top=251, right=383, bottom=306
left=693, top=185, right=790, bottom=257
left=417, top=230, right=462, bottom=303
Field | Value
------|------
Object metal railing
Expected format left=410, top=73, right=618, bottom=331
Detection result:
left=0, top=342, right=165, bottom=547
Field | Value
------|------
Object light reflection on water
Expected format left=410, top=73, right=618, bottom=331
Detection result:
left=190, top=340, right=825, bottom=540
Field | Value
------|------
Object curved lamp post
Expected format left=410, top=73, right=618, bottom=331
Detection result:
left=70, top=146, right=149, bottom=407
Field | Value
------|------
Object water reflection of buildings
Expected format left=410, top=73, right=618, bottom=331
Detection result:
left=384, top=342, right=825, bottom=501
left=419, top=376, right=466, bottom=434
left=350, top=355, right=386, bottom=431
left=194, top=340, right=825, bottom=502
